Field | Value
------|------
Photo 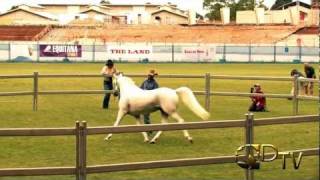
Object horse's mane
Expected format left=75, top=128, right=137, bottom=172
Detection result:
left=121, top=76, right=135, bottom=85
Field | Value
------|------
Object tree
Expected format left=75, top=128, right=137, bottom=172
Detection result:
left=236, top=0, right=255, bottom=11
left=257, top=0, right=269, bottom=9
left=204, top=0, right=268, bottom=21
left=203, top=0, right=236, bottom=21
left=271, top=0, right=292, bottom=10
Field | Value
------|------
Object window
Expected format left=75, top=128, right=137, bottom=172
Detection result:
left=155, top=16, right=161, bottom=24
left=138, top=14, right=142, bottom=24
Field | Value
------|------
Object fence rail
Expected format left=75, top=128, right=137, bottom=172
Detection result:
left=0, top=114, right=318, bottom=179
left=0, top=148, right=318, bottom=177
left=0, top=72, right=319, bottom=114
left=210, top=75, right=293, bottom=81
left=87, top=148, right=319, bottom=173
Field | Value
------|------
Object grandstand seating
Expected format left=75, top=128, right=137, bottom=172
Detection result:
left=0, top=24, right=302, bottom=44
left=40, top=24, right=299, bottom=44
left=0, top=25, right=48, bottom=41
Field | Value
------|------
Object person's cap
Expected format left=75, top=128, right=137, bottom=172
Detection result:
left=290, top=69, right=298, bottom=75
left=148, top=69, right=158, bottom=76
left=106, top=59, right=113, bottom=66
left=254, top=84, right=260, bottom=87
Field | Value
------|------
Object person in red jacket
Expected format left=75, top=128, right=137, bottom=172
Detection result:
left=249, top=84, right=267, bottom=112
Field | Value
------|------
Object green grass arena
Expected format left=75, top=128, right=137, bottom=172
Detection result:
left=0, top=63, right=318, bottom=180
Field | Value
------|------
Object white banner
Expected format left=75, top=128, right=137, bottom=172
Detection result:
left=182, top=46, right=215, bottom=61
left=10, top=44, right=35, bottom=61
left=106, top=44, right=153, bottom=62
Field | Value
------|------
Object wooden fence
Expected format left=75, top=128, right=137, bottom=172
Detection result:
left=0, top=72, right=319, bottom=114
left=0, top=114, right=318, bottom=180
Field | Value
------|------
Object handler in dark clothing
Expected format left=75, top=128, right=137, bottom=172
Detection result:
left=304, top=63, right=316, bottom=96
left=290, top=69, right=307, bottom=95
left=249, top=84, right=266, bottom=112
left=140, top=69, right=159, bottom=125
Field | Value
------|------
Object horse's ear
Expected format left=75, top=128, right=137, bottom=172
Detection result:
left=118, top=72, right=123, bottom=77
left=114, top=72, right=123, bottom=78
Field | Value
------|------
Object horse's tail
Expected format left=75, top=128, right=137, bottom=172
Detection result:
left=175, top=87, right=210, bottom=120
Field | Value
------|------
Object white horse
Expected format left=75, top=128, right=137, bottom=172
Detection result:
left=105, top=73, right=210, bottom=143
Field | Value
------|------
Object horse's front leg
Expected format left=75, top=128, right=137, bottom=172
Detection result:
left=136, top=115, right=149, bottom=143
left=105, top=109, right=126, bottom=141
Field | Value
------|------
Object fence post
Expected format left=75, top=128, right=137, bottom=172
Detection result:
left=298, top=45, right=302, bottom=62
left=79, top=121, right=87, bottom=180
left=75, top=121, right=80, bottom=180
left=245, top=113, right=254, bottom=180
left=92, top=42, right=96, bottom=62
left=273, top=44, right=276, bottom=63
left=293, top=75, right=299, bottom=115
left=33, top=72, right=39, bottom=111
left=248, top=44, right=252, bottom=62
left=37, top=42, right=40, bottom=62
left=8, top=42, right=11, bottom=61
left=205, top=73, right=211, bottom=111
left=223, top=44, right=226, bottom=61
left=171, top=43, right=175, bottom=63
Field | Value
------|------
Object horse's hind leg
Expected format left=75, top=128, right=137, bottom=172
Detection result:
left=137, top=115, right=149, bottom=143
left=150, top=113, right=169, bottom=144
left=105, top=109, right=126, bottom=141
left=170, top=112, right=193, bottom=143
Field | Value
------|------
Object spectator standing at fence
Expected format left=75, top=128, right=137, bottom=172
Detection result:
left=101, top=60, right=117, bottom=109
left=290, top=69, right=307, bottom=96
left=304, top=63, right=316, bottom=96
left=249, top=84, right=267, bottom=112
left=140, top=69, right=159, bottom=126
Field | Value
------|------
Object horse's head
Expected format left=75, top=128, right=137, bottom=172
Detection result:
left=112, top=72, right=123, bottom=97
left=112, top=73, right=135, bottom=96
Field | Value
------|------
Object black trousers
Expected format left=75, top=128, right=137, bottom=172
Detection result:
left=249, top=103, right=265, bottom=112
left=103, top=81, right=113, bottom=109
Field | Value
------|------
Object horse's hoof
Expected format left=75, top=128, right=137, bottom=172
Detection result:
left=187, top=137, right=193, bottom=144
left=104, top=136, right=112, bottom=141
left=144, top=139, right=149, bottom=143
left=150, top=140, right=156, bottom=144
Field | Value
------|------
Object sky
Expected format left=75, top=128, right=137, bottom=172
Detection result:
left=0, top=0, right=312, bottom=15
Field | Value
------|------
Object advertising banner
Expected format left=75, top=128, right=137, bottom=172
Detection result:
left=40, top=44, right=82, bottom=57
left=10, top=44, right=35, bottom=61
left=182, top=46, right=215, bottom=61
left=106, top=44, right=152, bottom=61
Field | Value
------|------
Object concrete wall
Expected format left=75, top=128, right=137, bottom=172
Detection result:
left=0, top=41, right=317, bottom=63
left=268, top=10, right=291, bottom=23
left=236, top=11, right=256, bottom=24
left=220, top=7, right=230, bottom=24
left=308, top=9, right=319, bottom=26
left=236, top=6, right=312, bottom=25
left=277, top=34, right=319, bottom=47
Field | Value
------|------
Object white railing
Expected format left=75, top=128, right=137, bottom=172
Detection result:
left=0, top=72, right=318, bottom=114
